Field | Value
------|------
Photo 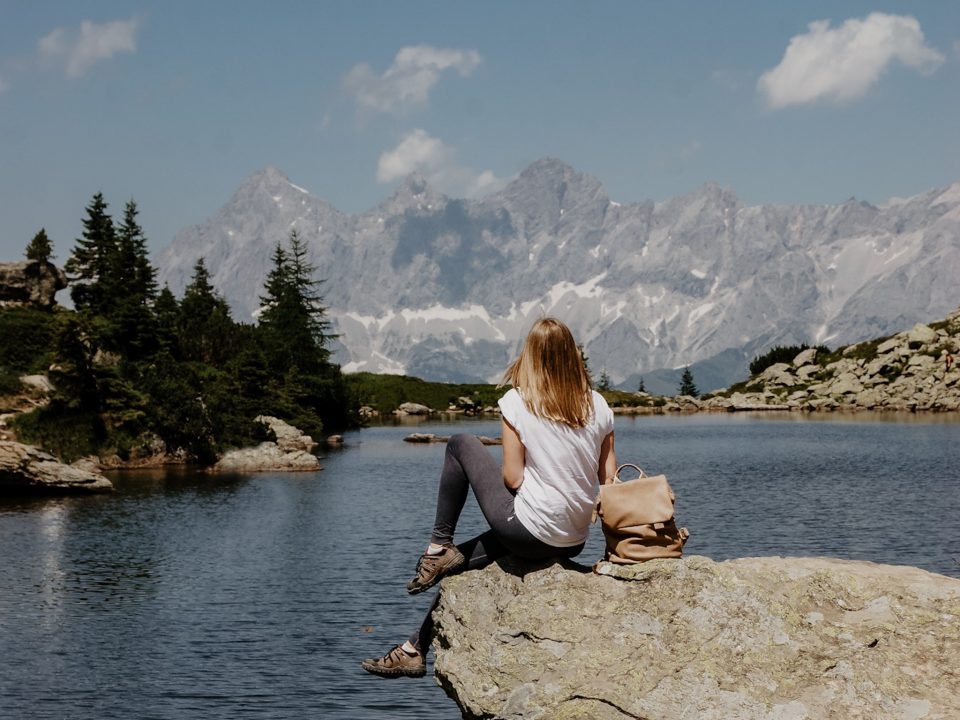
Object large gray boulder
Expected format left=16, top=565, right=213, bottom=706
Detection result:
left=396, top=402, right=432, bottom=416
left=433, top=555, right=959, bottom=719
left=212, top=418, right=320, bottom=473
left=0, top=441, right=113, bottom=494
left=212, top=442, right=320, bottom=472
left=0, top=260, right=67, bottom=309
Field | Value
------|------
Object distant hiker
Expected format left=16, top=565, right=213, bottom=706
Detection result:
left=361, top=317, right=617, bottom=678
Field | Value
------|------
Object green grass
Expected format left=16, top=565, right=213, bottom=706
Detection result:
left=345, top=372, right=502, bottom=415
left=598, top=389, right=655, bottom=407
left=344, top=374, right=663, bottom=414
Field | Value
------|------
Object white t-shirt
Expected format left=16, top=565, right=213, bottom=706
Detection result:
left=497, top=388, right=615, bottom=547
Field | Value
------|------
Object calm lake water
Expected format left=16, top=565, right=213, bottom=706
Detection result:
left=1, top=413, right=959, bottom=719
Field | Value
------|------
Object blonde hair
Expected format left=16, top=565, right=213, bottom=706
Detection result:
left=501, top=317, right=593, bottom=428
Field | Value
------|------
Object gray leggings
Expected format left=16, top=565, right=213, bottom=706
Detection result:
left=410, top=433, right=584, bottom=649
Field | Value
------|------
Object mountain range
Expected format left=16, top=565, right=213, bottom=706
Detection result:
left=156, top=158, right=960, bottom=394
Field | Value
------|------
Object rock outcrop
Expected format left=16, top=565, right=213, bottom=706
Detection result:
left=0, top=441, right=113, bottom=494
left=212, top=416, right=320, bottom=472
left=700, top=307, right=960, bottom=413
left=97, top=433, right=192, bottom=469
left=395, top=402, right=432, bottom=416
left=0, top=260, right=67, bottom=309
left=433, top=556, right=959, bottom=719
left=254, top=415, right=318, bottom=453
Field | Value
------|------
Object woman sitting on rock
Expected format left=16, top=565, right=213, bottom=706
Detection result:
left=361, top=317, right=617, bottom=678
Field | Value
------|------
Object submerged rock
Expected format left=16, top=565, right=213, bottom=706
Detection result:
left=433, top=555, right=959, bottom=719
left=0, top=441, right=113, bottom=494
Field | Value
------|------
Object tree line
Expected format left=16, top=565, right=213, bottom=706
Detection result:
left=10, top=193, right=354, bottom=462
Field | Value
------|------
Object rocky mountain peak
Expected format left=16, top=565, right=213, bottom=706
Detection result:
left=239, top=165, right=292, bottom=192
left=156, top=159, right=960, bottom=389
left=502, top=157, right=601, bottom=196
left=374, top=172, right=447, bottom=216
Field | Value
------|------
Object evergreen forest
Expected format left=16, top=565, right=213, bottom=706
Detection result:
left=2, top=193, right=355, bottom=462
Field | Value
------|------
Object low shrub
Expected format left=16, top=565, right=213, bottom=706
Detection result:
left=13, top=404, right=105, bottom=462
left=0, top=367, right=22, bottom=395
left=0, top=307, right=61, bottom=373
left=599, top=389, right=651, bottom=408
left=749, top=344, right=830, bottom=377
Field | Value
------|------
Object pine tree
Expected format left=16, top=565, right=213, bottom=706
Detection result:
left=259, top=241, right=290, bottom=315
left=287, top=229, right=333, bottom=354
left=259, top=230, right=332, bottom=372
left=111, top=200, right=158, bottom=358
left=65, top=193, right=117, bottom=314
left=638, top=376, right=646, bottom=393
left=597, top=370, right=612, bottom=392
left=678, top=367, right=699, bottom=397
left=179, top=258, right=234, bottom=365
left=256, top=230, right=351, bottom=433
left=115, top=200, right=157, bottom=302
left=153, top=284, right=180, bottom=356
left=25, top=229, right=54, bottom=262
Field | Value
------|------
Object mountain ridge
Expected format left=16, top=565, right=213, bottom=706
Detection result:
left=156, top=160, right=960, bottom=391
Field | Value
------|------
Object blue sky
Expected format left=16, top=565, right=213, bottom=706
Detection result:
left=1, top=1, right=958, bottom=261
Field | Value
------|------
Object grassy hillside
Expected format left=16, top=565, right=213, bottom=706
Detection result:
left=345, top=372, right=661, bottom=415
left=345, top=373, right=503, bottom=414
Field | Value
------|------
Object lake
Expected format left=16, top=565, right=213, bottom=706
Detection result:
left=1, top=413, right=958, bottom=719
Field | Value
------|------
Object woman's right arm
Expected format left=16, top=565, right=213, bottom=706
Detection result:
left=598, top=431, right=617, bottom=485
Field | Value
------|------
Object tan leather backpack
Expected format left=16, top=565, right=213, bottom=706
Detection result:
left=594, top=463, right=690, bottom=564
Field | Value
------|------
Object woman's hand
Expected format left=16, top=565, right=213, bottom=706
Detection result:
left=598, top=431, right=617, bottom=485
left=501, top=418, right=525, bottom=490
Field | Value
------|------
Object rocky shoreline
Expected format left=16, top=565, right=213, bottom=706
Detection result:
left=0, top=416, right=329, bottom=495
left=699, top=308, right=960, bottom=414
left=0, top=441, right=113, bottom=494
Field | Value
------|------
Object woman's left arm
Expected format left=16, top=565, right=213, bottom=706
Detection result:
left=501, top=418, right=525, bottom=490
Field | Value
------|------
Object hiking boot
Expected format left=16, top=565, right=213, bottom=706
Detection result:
left=360, top=645, right=426, bottom=678
left=406, top=544, right=466, bottom=594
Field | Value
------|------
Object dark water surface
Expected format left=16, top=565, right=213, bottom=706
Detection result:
left=1, top=413, right=959, bottom=719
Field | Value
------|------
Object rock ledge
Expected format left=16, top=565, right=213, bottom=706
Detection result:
left=433, top=555, right=959, bottom=719
left=0, top=441, right=113, bottom=494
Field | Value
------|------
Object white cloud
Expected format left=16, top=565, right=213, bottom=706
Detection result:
left=758, top=13, right=944, bottom=109
left=39, top=18, right=138, bottom=79
left=344, top=45, right=481, bottom=114
left=377, top=129, right=506, bottom=198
